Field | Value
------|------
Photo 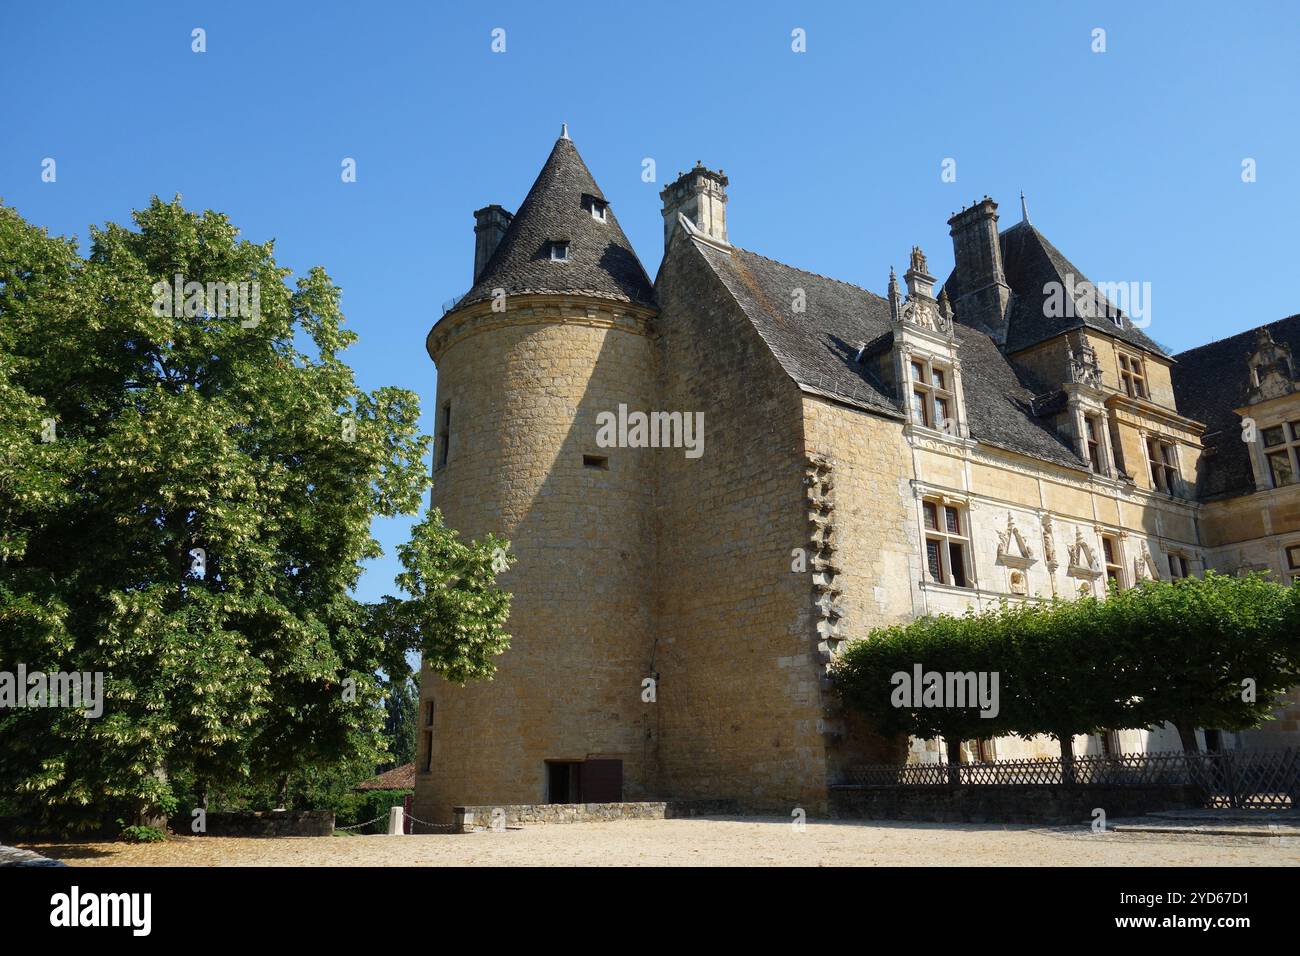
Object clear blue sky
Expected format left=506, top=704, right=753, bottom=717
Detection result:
left=4, top=0, right=1297, bottom=601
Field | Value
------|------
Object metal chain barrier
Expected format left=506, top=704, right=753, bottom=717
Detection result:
left=402, top=811, right=455, bottom=834
left=333, top=812, right=392, bottom=833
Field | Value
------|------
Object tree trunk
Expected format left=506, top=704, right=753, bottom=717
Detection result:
left=1058, top=732, right=1076, bottom=785
left=1173, top=719, right=1201, bottom=754
left=945, top=737, right=963, bottom=786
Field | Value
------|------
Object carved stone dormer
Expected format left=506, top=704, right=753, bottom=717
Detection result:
left=1245, top=327, right=1296, bottom=404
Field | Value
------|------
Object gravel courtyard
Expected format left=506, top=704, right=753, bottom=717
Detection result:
left=24, top=817, right=1300, bottom=867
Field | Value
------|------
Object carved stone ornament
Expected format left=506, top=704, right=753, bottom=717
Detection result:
left=1066, top=528, right=1102, bottom=580
left=996, top=513, right=1036, bottom=570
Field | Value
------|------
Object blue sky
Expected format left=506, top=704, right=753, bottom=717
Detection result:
left=3, top=0, right=1298, bottom=601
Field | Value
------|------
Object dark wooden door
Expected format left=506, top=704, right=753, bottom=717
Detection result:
left=580, top=759, right=623, bottom=803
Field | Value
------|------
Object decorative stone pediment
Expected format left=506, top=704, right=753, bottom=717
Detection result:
left=899, top=295, right=952, bottom=334
left=1133, top=542, right=1161, bottom=582
left=1066, top=529, right=1102, bottom=580
left=996, top=513, right=1036, bottom=569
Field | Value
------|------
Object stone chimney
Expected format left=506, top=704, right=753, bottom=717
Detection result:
left=660, top=162, right=729, bottom=249
left=473, top=205, right=513, bottom=283
left=947, top=197, right=1012, bottom=344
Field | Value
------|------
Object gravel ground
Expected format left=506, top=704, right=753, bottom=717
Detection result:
left=22, top=817, right=1300, bottom=867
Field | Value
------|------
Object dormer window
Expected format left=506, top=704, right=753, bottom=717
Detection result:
left=1118, top=353, right=1147, bottom=399
left=908, top=356, right=956, bottom=434
left=589, top=199, right=607, bottom=222
left=550, top=241, right=569, bottom=262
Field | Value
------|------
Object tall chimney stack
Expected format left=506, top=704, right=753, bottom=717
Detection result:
left=947, top=197, right=1012, bottom=345
left=473, top=205, right=513, bottom=283
left=660, top=162, right=729, bottom=249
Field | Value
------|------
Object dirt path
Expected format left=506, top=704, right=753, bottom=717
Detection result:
left=23, top=817, right=1300, bottom=867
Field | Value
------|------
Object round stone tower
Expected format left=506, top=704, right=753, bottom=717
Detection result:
left=413, top=130, right=659, bottom=823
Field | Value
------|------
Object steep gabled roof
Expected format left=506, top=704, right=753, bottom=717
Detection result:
left=458, top=135, right=655, bottom=309
left=975, top=221, right=1168, bottom=357
left=690, top=239, right=1086, bottom=471
left=1172, top=313, right=1300, bottom=499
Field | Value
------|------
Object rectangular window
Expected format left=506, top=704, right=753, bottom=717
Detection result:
left=550, top=241, right=569, bottom=261
left=436, top=402, right=451, bottom=469
left=907, top=355, right=955, bottom=433
left=1269, top=452, right=1295, bottom=487
left=589, top=200, right=607, bottom=222
left=1102, top=534, right=1123, bottom=589
left=911, top=389, right=929, bottom=427
left=1259, top=421, right=1300, bottom=488
left=1285, top=544, right=1300, bottom=585
left=421, top=731, right=433, bottom=773
left=944, top=506, right=960, bottom=534
left=1086, top=417, right=1103, bottom=474
left=947, top=542, right=967, bottom=587
left=925, top=539, right=943, bottom=581
left=921, top=498, right=971, bottom=589
left=1119, top=354, right=1147, bottom=399
left=1168, top=553, right=1189, bottom=579
left=1146, top=437, right=1178, bottom=494
left=583, top=454, right=609, bottom=470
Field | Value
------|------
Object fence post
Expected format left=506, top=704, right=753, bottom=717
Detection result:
left=387, top=805, right=405, bottom=835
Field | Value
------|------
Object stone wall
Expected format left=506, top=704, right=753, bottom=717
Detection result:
left=198, top=810, right=335, bottom=837
left=452, top=799, right=741, bottom=832
left=650, top=234, right=828, bottom=814
left=829, top=785, right=1200, bottom=825
left=414, top=295, right=660, bottom=824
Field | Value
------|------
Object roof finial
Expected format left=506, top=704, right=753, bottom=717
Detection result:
left=1020, top=190, right=1031, bottom=225
left=560, top=122, right=570, bottom=140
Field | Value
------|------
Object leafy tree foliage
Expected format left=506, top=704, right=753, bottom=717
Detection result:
left=0, top=199, right=513, bottom=830
left=833, top=574, right=1300, bottom=765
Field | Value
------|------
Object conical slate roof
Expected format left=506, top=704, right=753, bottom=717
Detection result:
left=457, top=134, right=655, bottom=309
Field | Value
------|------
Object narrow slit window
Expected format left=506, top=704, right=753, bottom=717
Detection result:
left=436, top=401, right=451, bottom=469
left=583, top=454, right=609, bottom=470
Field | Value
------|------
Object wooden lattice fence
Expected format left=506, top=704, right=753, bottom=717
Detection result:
left=839, top=748, right=1300, bottom=809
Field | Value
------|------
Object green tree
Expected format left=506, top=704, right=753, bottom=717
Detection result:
left=380, top=672, right=419, bottom=772
left=1107, top=572, right=1300, bottom=752
left=834, top=611, right=1012, bottom=782
left=0, top=198, right=513, bottom=830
